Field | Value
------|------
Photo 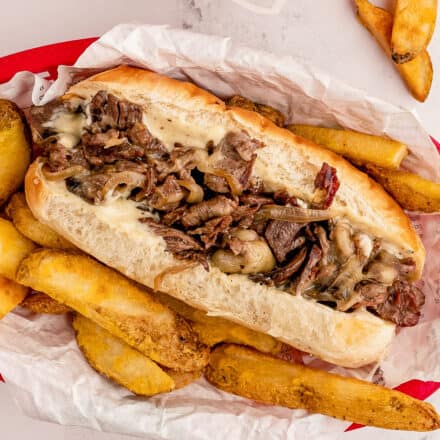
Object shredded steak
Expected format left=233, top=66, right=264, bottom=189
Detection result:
left=313, top=162, right=340, bottom=209
left=265, top=220, right=304, bottom=263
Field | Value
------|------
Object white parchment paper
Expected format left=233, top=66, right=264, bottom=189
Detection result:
left=0, top=24, right=439, bottom=439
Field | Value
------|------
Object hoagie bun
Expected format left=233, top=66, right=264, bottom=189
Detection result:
left=25, top=66, right=426, bottom=367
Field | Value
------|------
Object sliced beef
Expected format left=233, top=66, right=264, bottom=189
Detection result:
left=188, top=216, right=233, bottom=249
left=251, top=247, right=307, bottom=286
left=181, top=196, right=237, bottom=228
left=162, top=206, right=187, bottom=226
left=140, top=218, right=206, bottom=267
left=43, top=142, right=88, bottom=172
left=207, top=131, right=262, bottom=194
left=204, top=173, right=230, bottom=193
left=371, top=280, right=425, bottom=327
left=239, top=194, right=273, bottom=207
left=81, top=129, right=123, bottom=148
left=265, top=220, right=304, bottom=263
left=312, top=162, right=340, bottom=209
left=149, top=175, right=185, bottom=211
left=27, top=98, right=65, bottom=141
left=89, top=91, right=142, bottom=130
left=127, top=122, right=168, bottom=157
left=294, top=245, right=323, bottom=294
left=82, top=143, right=145, bottom=166
left=273, top=190, right=298, bottom=206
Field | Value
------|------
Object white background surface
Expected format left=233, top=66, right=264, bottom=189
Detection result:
left=0, top=1, right=439, bottom=439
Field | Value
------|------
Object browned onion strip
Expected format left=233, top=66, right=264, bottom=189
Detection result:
left=212, top=168, right=242, bottom=196
left=42, top=165, right=87, bottom=181
left=154, top=263, right=198, bottom=291
left=254, top=205, right=334, bottom=223
left=101, top=171, right=146, bottom=198
left=177, top=180, right=204, bottom=204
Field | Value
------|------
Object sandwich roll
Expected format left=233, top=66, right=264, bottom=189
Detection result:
left=25, top=66, right=426, bottom=368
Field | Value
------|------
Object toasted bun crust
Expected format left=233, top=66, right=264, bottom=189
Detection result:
left=25, top=65, right=425, bottom=367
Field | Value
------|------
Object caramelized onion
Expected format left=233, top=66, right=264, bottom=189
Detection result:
left=177, top=179, right=204, bottom=204
left=254, top=205, right=334, bottom=223
left=42, top=165, right=87, bottom=181
left=101, top=171, right=146, bottom=198
left=154, top=263, right=197, bottom=291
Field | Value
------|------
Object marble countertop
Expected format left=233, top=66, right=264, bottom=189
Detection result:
left=0, top=1, right=438, bottom=439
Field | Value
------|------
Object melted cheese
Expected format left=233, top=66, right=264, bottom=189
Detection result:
left=44, top=111, right=87, bottom=149
left=143, top=112, right=227, bottom=150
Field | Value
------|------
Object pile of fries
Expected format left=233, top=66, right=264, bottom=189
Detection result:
left=354, top=0, right=437, bottom=102
left=0, top=90, right=439, bottom=432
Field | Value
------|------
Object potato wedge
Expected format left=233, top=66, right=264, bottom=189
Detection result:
left=206, top=345, right=440, bottom=431
left=364, top=164, right=440, bottom=212
left=0, top=100, right=31, bottom=207
left=0, top=218, right=36, bottom=280
left=227, top=95, right=285, bottom=127
left=16, top=249, right=209, bottom=371
left=21, top=291, right=71, bottom=315
left=6, top=193, right=76, bottom=249
left=163, top=367, right=203, bottom=390
left=355, top=0, right=433, bottom=102
left=73, top=314, right=175, bottom=396
left=288, top=124, right=408, bottom=169
left=155, top=292, right=283, bottom=354
left=0, top=275, right=28, bottom=319
left=391, top=0, right=437, bottom=63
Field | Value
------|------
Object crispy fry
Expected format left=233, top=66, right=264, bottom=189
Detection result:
left=227, top=95, right=285, bottom=127
left=288, top=124, right=408, bottom=169
left=0, top=275, right=28, bottom=319
left=364, top=164, right=440, bottom=212
left=154, top=292, right=283, bottom=355
left=0, top=100, right=31, bottom=207
left=163, top=367, right=203, bottom=390
left=16, top=249, right=209, bottom=371
left=6, top=193, right=76, bottom=249
left=355, top=0, right=433, bottom=102
left=21, top=291, right=71, bottom=315
left=73, top=315, right=175, bottom=396
left=391, top=0, right=437, bottom=63
left=0, top=218, right=36, bottom=280
left=206, top=345, right=440, bottom=431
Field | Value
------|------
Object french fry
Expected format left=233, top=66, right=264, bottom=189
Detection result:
left=227, top=95, right=285, bottom=127
left=364, top=164, right=440, bottom=212
left=16, top=249, right=209, bottom=372
left=288, top=124, right=408, bottom=169
left=391, top=0, right=437, bottom=63
left=6, top=193, right=76, bottom=249
left=73, top=315, right=175, bottom=396
left=21, top=291, right=71, bottom=315
left=0, top=100, right=31, bottom=207
left=0, top=218, right=36, bottom=280
left=0, top=275, right=28, bottom=319
left=355, top=0, right=433, bottom=102
left=154, top=292, right=283, bottom=355
left=206, top=345, right=440, bottom=431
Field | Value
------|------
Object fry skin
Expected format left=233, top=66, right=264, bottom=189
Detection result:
left=206, top=345, right=440, bottom=431
left=355, top=0, right=433, bottom=102
left=21, top=291, right=71, bottom=315
left=391, top=0, right=437, bottom=63
left=226, top=95, right=285, bottom=127
left=287, top=124, right=408, bottom=169
left=6, top=193, right=76, bottom=249
left=17, top=249, right=209, bottom=371
left=0, top=100, right=31, bottom=207
left=73, top=314, right=175, bottom=396
left=364, top=164, right=440, bottom=212
left=0, top=218, right=36, bottom=280
left=0, top=275, right=28, bottom=319
left=155, top=291, right=284, bottom=355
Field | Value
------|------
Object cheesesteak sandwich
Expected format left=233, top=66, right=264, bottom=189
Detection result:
left=25, top=66, right=425, bottom=368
